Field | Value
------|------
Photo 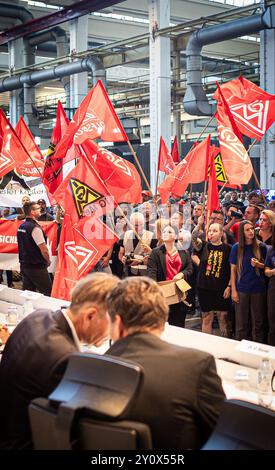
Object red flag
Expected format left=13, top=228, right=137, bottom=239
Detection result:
left=158, top=135, right=210, bottom=203
left=0, top=219, right=57, bottom=256
left=43, top=101, right=74, bottom=202
left=210, top=146, right=242, bottom=190
left=82, top=140, right=142, bottom=204
left=171, top=136, right=180, bottom=164
left=76, top=215, right=119, bottom=271
left=15, top=117, right=44, bottom=177
left=51, top=213, right=118, bottom=301
left=54, top=80, right=128, bottom=163
left=51, top=214, right=78, bottom=300
left=213, top=76, right=275, bottom=140
left=0, top=110, right=30, bottom=177
left=53, top=155, right=114, bottom=225
left=157, top=137, right=175, bottom=174
left=215, top=87, right=253, bottom=185
left=207, top=151, right=220, bottom=214
left=74, top=80, right=128, bottom=145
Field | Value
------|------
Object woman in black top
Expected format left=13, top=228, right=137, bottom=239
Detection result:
left=192, top=223, right=231, bottom=337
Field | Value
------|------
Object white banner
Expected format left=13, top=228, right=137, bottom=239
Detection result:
left=0, top=184, right=50, bottom=208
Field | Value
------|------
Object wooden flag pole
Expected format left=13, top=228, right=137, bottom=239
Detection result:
left=155, top=170, right=160, bottom=197
left=127, top=139, right=161, bottom=217
left=202, top=179, right=208, bottom=214
left=189, top=183, right=193, bottom=204
left=181, top=116, right=214, bottom=204
left=189, top=115, right=215, bottom=154
left=218, top=182, right=227, bottom=195
left=205, top=209, right=211, bottom=241
left=127, top=139, right=154, bottom=197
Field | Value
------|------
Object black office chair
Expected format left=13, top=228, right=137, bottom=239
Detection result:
left=202, top=399, right=275, bottom=450
left=28, top=353, right=152, bottom=450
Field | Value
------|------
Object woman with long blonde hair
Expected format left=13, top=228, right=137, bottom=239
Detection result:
left=230, top=220, right=267, bottom=342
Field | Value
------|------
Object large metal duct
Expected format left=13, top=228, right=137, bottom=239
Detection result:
left=0, top=56, right=106, bottom=92
left=28, top=27, right=70, bottom=108
left=0, top=3, right=34, bottom=120
left=0, top=3, right=33, bottom=24
left=184, top=5, right=275, bottom=116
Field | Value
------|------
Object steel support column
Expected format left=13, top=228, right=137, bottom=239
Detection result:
left=148, top=0, right=171, bottom=191
left=70, top=15, right=88, bottom=114
left=260, top=28, right=275, bottom=189
left=9, top=39, right=24, bottom=125
left=172, top=41, right=182, bottom=154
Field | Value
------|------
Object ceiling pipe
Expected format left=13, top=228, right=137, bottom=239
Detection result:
left=0, top=56, right=106, bottom=92
left=0, top=3, right=33, bottom=23
left=184, top=5, right=275, bottom=116
left=28, top=27, right=70, bottom=108
left=0, top=3, right=34, bottom=120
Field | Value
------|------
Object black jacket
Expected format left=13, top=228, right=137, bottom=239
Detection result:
left=147, top=244, right=193, bottom=281
left=107, top=333, right=225, bottom=449
left=0, top=309, right=77, bottom=449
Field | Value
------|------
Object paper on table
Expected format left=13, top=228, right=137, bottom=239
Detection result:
left=222, top=380, right=275, bottom=411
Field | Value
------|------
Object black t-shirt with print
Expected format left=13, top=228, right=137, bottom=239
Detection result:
left=197, top=242, right=231, bottom=292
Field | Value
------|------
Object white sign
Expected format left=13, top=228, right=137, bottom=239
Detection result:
left=0, top=184, right=50, bottom=208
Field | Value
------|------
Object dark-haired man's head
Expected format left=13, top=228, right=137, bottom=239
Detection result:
left=231, top=191, right=238, bottom=202
left=107, top=277, right=169, bottom=341
left=244, top=204, right=260, bottom=225
left=209, top=210, right=224, bottom=226
left=23, top=202, right=41, bottom=219
left=247, top=191, right=260, bottom=205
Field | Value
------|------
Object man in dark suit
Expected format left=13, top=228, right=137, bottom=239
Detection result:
left=106, top=277, right=225, bottom=450
left=0, top=272, right=118, bottom=449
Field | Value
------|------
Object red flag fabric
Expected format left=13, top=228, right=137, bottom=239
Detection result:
left=51, top=214, right=78, bottom=300
left=213, top=76, right=275, bottom=140
left=74, top=80, right=128, bottom=145
left=51, top=213, right=118, bottom=301
left=76, top=215, right=119, bottom=271
left=0, top=110, right=30, bottom=177
left=215, top=87, right=253, bottom=185
left=15, top=117, right=44, bottom=177
left=157, top=137, right=175, bottom=174
left=53, top=155, right=114, bottom=225
left=54, top=80, right=128, bottom=163
left=158, top=135, right=210, bottom=203
left=82, top=140, right=142, bottom=204
left=210, top=146, right=242, bottom=190
left=171, top=136, right=180, bottom=164
left=207, top=151, right=220, bottom=214
left=42, top=101, right=70, bottom=202
left=0, top=219, right=57, bottom=255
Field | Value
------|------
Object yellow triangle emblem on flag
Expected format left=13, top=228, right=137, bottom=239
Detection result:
left=214, top=153, right=227, bottom=183
left=208, top=153, right=228, bottom=183
left=69, top=177, right=103, bottom=217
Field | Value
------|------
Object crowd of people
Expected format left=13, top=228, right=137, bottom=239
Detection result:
left=111, top=189, right=275, bottom=346
left=0, top=187, right=274, bottom=450
left=0, top=189, right=275, bottom=346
